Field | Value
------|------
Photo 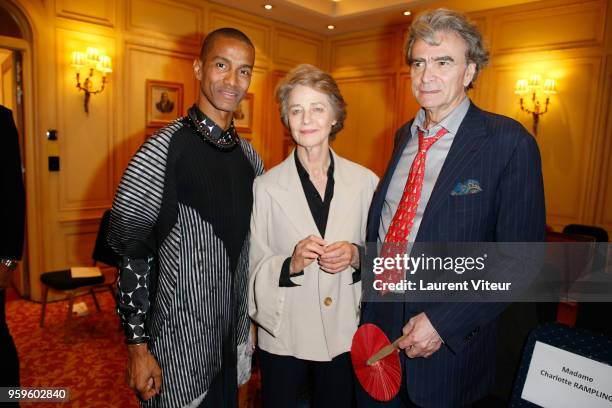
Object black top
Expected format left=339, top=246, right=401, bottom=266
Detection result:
left=0, top=105, right=25, bottom=260
left=279, top=151, right=335, bottom=287
left=295, top=149, right=335, bottom=237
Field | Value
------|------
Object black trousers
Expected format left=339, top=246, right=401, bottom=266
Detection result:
left=355, top=366, right=484, bottom=408
left=258, top=348, right=354, bottom=408
left=198, top=334, right=238, bottom=408
left=0, top=289, right=20, bottom=407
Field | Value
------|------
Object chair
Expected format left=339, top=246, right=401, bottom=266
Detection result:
left=562, top=224, right=608, bottom=242
left=537, top=231, right=596, bottom=326
left=562, top=224, right=611, bottom=336
left=39, top=210, right=120, bottom=327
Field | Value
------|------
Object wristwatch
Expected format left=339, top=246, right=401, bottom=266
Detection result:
left=0, top=259, right=18, bottom=270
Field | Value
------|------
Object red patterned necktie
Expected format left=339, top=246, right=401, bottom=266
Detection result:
left=379, top=127, right=448, bottom=293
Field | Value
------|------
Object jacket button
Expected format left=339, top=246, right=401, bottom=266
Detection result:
left=323, top=297, right=333, bottom=306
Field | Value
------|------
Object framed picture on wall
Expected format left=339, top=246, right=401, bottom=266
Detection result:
left=146, top=80, right=184, bottom=128
left=233, top=93, right=253, bottom=133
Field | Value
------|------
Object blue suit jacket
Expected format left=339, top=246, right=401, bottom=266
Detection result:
left=359, top=102, right=546, bottom=407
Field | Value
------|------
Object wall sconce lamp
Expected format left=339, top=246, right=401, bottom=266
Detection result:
left=71, top=47, right=112, bottom=114
left=514, top=74, right=557, bottom=136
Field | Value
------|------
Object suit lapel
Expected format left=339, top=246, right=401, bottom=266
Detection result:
left=416, top=103, right=490, bottom=240
left=269, top=152, right=320, bottom=237
left=367, top=122, right=414, bottom=242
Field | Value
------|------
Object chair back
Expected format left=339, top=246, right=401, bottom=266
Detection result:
left=562, top=224, right=608, bottom=242
left=562, top=225, right=611, bottom=336
left=92, top=210, right=120, bottom=267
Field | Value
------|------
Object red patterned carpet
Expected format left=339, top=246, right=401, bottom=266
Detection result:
left=6, top=289, right=139, bottom=408
left=6, top=289, right=261, bottom=407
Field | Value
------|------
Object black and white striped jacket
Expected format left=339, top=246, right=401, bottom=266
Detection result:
left=108, top=117, right=264, bottom=407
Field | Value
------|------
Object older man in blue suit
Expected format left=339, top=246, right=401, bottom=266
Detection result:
left=358, top=8, right=546, bottom=408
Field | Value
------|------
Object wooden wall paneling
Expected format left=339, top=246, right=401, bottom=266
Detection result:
left=594, top=56, right=612, bottom=233
left=466, top=14, right=493, bottom=111
left=123, top=43, right=197, bottom=170
left=39, top=28, right=117, bottom=300
left=37, top=219, right=100, bottom=301
left=321, top=37, right=332, bottom=73
left=488, top=57, right=602, bottom=230
left=333, top=75, right=396, bottom=177
left=126, top=0, right=202, bottom=46
left=56, top=29, right=116, bottom=215
left=469, top=67, right=493, bottom=112
left=55, top=0, right=116, bottom=27
left=207, top=7, right=272, bottom=68
left=469, top=16, right=490, bottom=42
left=242, top=66, right=267, bottom=159
left=398, top=26, right=409, bottom=68
left=491, top=0, right=606, bottom=54
left=273, top=28, right=324, bottom=70
left=607, top=0, right=612, bottom=55
left=1, top=56, right=14, bottom=109
left=266, top=70, right=289, bottom=168
left=544, top=57, right=602, bottom=229
left=64, top=224, right=99, bottom=266
left=17, top=0, right=612, bottom=297
left=330, top=31, right=398, bottom=75
left=395, top=72, right=420, bottom=129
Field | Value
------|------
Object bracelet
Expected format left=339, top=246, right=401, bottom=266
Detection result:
left=0, top=259, right=17, bottom=270
left=125, top=337, right=149, bottom=345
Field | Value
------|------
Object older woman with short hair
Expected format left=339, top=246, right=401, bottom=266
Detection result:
left=248, top=64, right=378, bottom=408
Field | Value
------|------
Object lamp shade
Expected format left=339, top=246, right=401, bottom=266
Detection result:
left=71, top=51, right=85, bottom=68
left=514, top=79, right=528, bottom=95
left=97, top=55, right=112, bottom=73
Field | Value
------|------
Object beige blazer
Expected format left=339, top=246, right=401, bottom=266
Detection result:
left=248, top=149, right=378, bottom=361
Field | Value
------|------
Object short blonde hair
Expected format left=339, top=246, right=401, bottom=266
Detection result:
left=275, top=64, right=346, bottom=141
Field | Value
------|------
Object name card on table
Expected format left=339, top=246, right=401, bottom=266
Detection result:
left=521, top=341, right=612, bottom=407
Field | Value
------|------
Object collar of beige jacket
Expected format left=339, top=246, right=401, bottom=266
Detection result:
left=271, top=148, right=354, bottom=242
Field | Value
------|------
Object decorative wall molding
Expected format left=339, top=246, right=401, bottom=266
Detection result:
left=489, top=57, right=603, bottom=228
left=330, top=31, right=398, bottom=73
left=208, top=8, right=271, bottom=67
left=273, top=29, right=323, bottom=69
left=55, top=0, right=116, bottom=27
left=594, top=56, right=612, bottom=231
left=334, top=74, right=396, bottom=176
left=56, top=28, right=116, bottom=214
left=64, top=228, right=98, bottom=265
left=126, top=0, right=202, bottom=46
left=491, top=0, right=606, bottom=54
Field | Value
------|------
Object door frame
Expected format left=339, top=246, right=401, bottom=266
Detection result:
left=0, top=13, right=42, bottom=298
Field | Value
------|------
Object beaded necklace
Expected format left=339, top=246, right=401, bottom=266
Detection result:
left=186, top=104, right=239, bottom=151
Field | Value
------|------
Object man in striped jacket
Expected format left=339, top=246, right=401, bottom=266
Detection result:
left=108, top=28, right=263, bottom=408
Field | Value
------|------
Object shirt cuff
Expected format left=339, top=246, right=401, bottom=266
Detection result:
left=351, top=243, right=364, bottom=284
left=279, top=257, right=302, bottom=287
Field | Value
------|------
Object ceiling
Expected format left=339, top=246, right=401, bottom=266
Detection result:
left=208, top=0, right=545, bottom=35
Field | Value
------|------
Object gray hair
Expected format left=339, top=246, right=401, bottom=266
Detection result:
left=275, top=64, right=346, bottom=141
left=405, top=9, right=489, bottom=89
